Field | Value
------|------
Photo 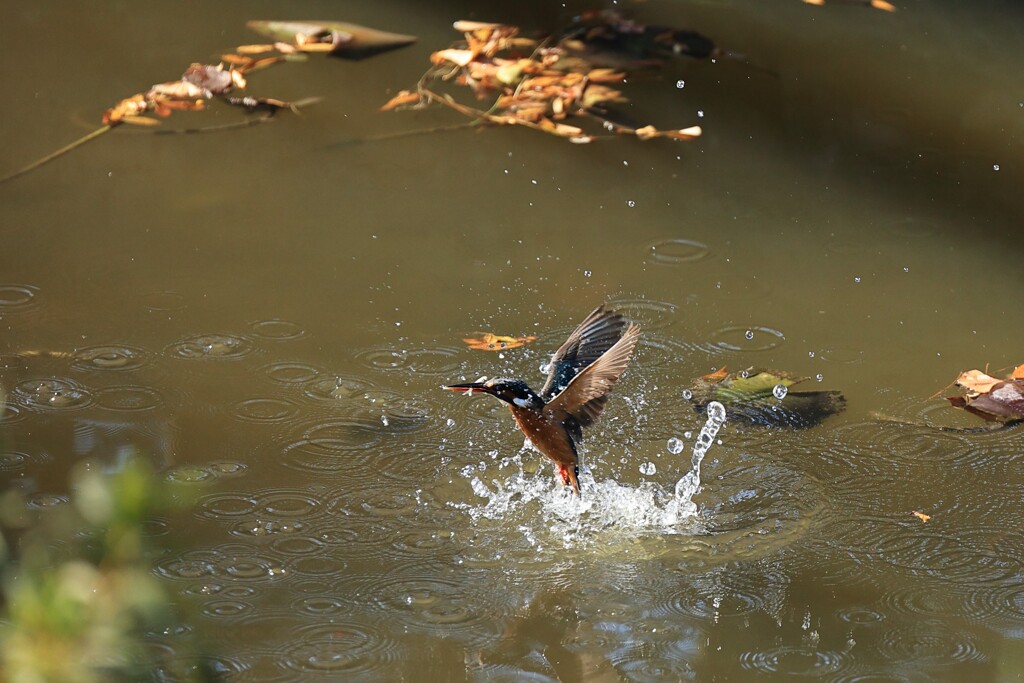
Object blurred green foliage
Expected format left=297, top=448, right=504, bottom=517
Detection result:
left=0, top=456, right=214, bottom=683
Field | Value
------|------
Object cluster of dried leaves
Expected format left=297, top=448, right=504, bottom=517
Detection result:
left=103, top=20, right=415, bottom=128
left=382, top=18, right=703, bottom=143
left=941, top=364, right=1024, bottom=423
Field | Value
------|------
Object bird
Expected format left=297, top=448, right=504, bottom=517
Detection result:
left=444, top=305, right=640, bottom=494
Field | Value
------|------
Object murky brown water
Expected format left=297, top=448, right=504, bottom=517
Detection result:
left=3, top=0, right=1024, bottom=680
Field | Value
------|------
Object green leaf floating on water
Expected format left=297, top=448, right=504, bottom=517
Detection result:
left=687, top=367, right=846, bottom=429
left=246, top=20, right=416, bottom=59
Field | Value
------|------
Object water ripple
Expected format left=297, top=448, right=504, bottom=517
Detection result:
left=168, top=333, right=254, bottom=360
left=279, top=418, right=385, bottom=473
left=232, top=397, right=301, bottom=423
left=249, top=318, right=306, bottom=341
left=0, top=283, right=40, bottom=310
left=643, top=237, right=712, bottom=265
left=876, top=623, right=985, bottom=664
left=355, top=346, right=462, bottom=375
left=94, top=385, right=164, bottom=412
left=13, top=377, right=93, bottom=411
left=606, top=298, right=679, bottom=330
left=262, top=361, right=321, bottom=385
left=72, top=345, right=148, bottom=372
left=738, top=646, right=851, bottom=677
left=303, top=374, right=375, bottom=403
left=709, top=325, right=786, bottom=353
left=277, top=621, right=400, bottom=675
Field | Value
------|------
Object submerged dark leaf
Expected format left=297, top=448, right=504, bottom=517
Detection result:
left=687, top=367, right=846, bottom=429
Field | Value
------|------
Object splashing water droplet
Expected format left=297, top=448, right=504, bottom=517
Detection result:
left=584, top=270, right=592, bottom=277
left=816, top=373, right=824, bottom=382
left=993, top=164, right=1000, bottom=171
left=446, top=418, right=456, bottom=428
left=676, top=80, right=685, bottom=88
left=627, top=200, right=636, bottom=208
left=639, top=462, right=656, bottom=475
left=667, top=437, right=684, bottom=455
left=744, top=330, right=754, bottom=340
left=668, top=401, right=725, bottom=522
left=772, top=384, right=788, bottom=400
left=682, top=389, right=693, bottom=400
left=854, top=276, right=862, bottom=283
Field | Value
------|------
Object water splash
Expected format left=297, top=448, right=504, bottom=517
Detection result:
left=455, top=401, right=727, bottom=546
left=665, top=401, right=726, bottom=523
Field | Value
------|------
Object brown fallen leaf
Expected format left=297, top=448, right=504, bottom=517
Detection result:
left=943, top=364, right=1024, bottom=423
left=911, top=511, right=931, bottom=523
left=463, top=333, right=537, bottom=351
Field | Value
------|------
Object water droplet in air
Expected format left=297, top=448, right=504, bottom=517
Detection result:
left=682, top=389, right=693, bottom=400
left=707, top=401, right=726, bottom=423
left=446, top=418, right=456, bottom=428
left=627, top=200, right=636, bottom=208
left=993, top=164, right=1000, bottom=171
left=854, top=276, right=861, bottom=283
left=744, top=330, right=754, bottom=340
left=676, top=80, right=685, bottom=88
left=639, top=462, right=657, bottom=475
left=808, top=351, right=815, bottom=358
left=667, top=437, right=684, bottom=454
left=584, top=270, right=592, bottom=277
left=683, top=431, right=692, bottom=439
left=816, top=373, right=824, bottom=382
left=772, top=384, right=788, bottom=400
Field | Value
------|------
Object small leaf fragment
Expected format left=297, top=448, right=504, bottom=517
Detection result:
left=379, top=90, right=422, bottom=111
left=911, top=511, right=931, bottom=523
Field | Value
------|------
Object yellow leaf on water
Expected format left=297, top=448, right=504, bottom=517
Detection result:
left=911, top=511, right=931, bottom=523
left=871, top=0, right=897, bottom=11
left=463, top=333, right=537, bottom=351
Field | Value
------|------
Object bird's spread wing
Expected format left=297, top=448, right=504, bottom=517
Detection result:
left=540, top=305, right=629, bottom=400
left=545, top=322, right=640, bottom=430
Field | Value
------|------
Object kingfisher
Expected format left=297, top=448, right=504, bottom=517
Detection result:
left=444, top=305, right=640, bottom=494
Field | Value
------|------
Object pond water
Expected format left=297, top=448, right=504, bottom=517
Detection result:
left=2, top=0, right=1024, bottom=680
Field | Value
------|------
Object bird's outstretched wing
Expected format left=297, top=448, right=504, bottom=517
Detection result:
left=545, top=321, right=640, bottom=429
left=540, top=305, right=630, bottom=401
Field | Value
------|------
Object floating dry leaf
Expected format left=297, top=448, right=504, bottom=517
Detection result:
left=911, top=511, right=931, bottom=523
left=246, top=20, right=416, bottom=59
left=802, top=0, right=896, bottom=10
left=379, top=90, right=422, bottom=111
left=942, top=365, right=1024, bottom=423
left=463, top=333, right=538, bottom=351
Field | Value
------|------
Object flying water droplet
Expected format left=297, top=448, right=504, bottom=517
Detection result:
left=446, top=418, right=456, bottom=428
left=639, top=462, right=656, bottom=475
left=772, top=384, right=788, bottom=400
left=676, top=80, right=685, bottom=88
left=668, top=401, right=726, bottom=522
left=744, top=330, right=754, bottom=340
left=682, top=389, right=693, bottom=400
left=816, top=373, right=824, bottom=382
left=584, top=270, right=592, bottom=277
left=667, top=437, right=684, bottom=455
left=627, top=200, right=636, bottom=208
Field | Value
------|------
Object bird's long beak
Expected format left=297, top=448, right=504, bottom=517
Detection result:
left=443, top=382, right=491, bottom=395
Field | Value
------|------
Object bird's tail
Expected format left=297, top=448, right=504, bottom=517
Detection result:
left=558, top=463, right=581, bottom=496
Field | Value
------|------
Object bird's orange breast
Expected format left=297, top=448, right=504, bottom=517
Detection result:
left=508, top=406, right=577, bottom=467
